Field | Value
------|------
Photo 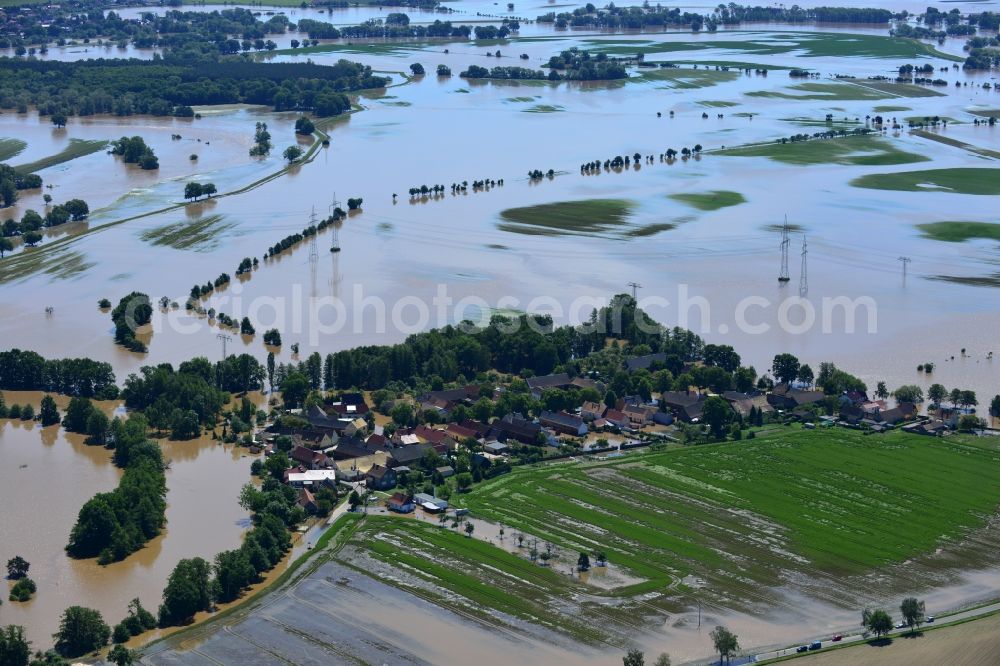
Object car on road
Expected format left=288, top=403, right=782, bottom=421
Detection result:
left=809, top=642, right=822, bottom=651
left=927, top=616, right=935, bottom=623
left=831, top=634, right=843, bottom=642
left=895, top=622, right=908, bottom=629
left=796, top=646, right=808, bottom=653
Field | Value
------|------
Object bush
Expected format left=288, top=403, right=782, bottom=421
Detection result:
left=9, top=577, right=36, bottom=602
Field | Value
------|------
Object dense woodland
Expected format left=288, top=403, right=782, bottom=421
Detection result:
left=66, top=414, right=167, bottom=564
left=0, top=57, right=381, bottom=118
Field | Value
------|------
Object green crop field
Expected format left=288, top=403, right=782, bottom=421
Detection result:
left=669, top=190, right=746, bottom=210
left=747, top=81, right=941, bottom=102
left=918, top=221, right=1000, bottom=243
left=635, top=67, right=739, bottom=89
left=139, top=214, right=238, bottom=252
left=721, top=134, right=928, bottom=166
left=851, top=168, right=1000, bottom=195
left=338, top=429, right=1000, bottom=647
left=459, top=429, right=1000, bottom=599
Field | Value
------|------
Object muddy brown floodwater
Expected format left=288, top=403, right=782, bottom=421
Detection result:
left=0, top=391, right=256, bottom=650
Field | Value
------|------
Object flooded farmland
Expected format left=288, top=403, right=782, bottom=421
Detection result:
left=1, top=0, right=1000, bottom=660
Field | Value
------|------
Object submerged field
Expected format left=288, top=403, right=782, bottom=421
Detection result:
left=720, top=134, right=927, bottom=166
left=918, top=221, right=1000, bottom=243
left=851, top=168, right=1000, bottom=195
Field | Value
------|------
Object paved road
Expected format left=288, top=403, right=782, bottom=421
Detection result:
left=751, top=600, right=1000, bottom=663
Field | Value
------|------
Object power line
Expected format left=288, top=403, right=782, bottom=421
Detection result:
left=627, top=281, right=642, bottom=300
left=216, top=333, right=232, bottom=359
left=899, top=256, right=911, bottom=284
left=778, top=215, right=790, bottom=284
left=799, top=234, right=808, bottom=296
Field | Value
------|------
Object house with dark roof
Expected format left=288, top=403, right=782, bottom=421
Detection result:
left=602, top=409, right=630, bottom=430
left=539, top=410, right=588, bottom=437
left=289, top=445, right=330, bottom=470
left=458, top=419, right=490, bottom=439
left=489, top=413, right=542, bottom=444
left=768, top=386, right=827, bottom=410
left=526, top=373, right=574, bottom=398
left=297, top=488, right=318, bottom=514
left=306, top=405, right=350, bottom=432
left=388, top=443, right=433, bottom=468
left=445, top=423, right=479, bottom=442
left=660, top=391, right=707, bottom=422
left=365, top=464, right=398, bottom=490
left=625, top=353, right=666, bottom=373
left=873, top=402, right=917, bottom=426
left=413, top=424, right=450, bottom=446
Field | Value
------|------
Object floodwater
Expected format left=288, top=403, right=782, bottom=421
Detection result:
left=1, top=9, right=1000, bottom=660
left=0, top=391, right=256, bottom=649
left=2, top=25, right=998, bottom=405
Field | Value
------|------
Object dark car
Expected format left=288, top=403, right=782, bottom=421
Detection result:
left=809, top=641, right=822, bottom=651
left=796, top=646, right=808, bottom=653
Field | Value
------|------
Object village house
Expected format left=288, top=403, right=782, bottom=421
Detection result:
left=289, top=445, right=331, bottom=470
left=767, top=385, right=827, bottom=410
left=623, top=404, right=656, bottom=428
left=387, top=492, right=416, bottom=513
left=365, top=464, right=398, bottom=490
left=296, top=488, right=318, bottom=514
left=435, top=465, right=455, bottom=479
left=388, top=443, right=433, bottom=468
left=445, top=422, right=479, bottom=443
left=602, top=408, right=630, bottom=430
left=873, top=402, right=917, bottom=426
left=625, top=353, right=666, bottom=373
left=413, top=493, right=449, bottom=512
left=489, top=413, right=542, bottom=444
left=660, top=390, right=707, bottom=422
left=580, top=401, right=605, bottom=421
left=344, top=417, right=368, bottom=438
left=539, top=410, right=588, bottom=437
left=286, top=469, right=338, bottom=490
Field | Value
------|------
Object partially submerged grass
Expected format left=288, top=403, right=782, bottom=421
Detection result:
left=852, top=168, right=1000, bottom=195
left=523, top=104, right=564, bottom=113
left=14, top=139, right=108, bottom=174
left=968, top=108, right=1000, bottom=119
left=917, top=221, right=1000, bottom=243
left=721, top=134, right=928, bottom=166
left=910, top=130, right=1000, bottom=160
left=637, top=67, right=739, bottom=89
left=669, top=190, right=746, bottom=211
left=139, top=214, right=237, bottom=252
left=748, top=81, right=942, bottom=101
left=699, top=100, right=741, bottom=108
left=498, top=199, right=634, bottom=238
left=0, top=138, right=27, bottom=162
left=873, top=105, right=912, bottom=112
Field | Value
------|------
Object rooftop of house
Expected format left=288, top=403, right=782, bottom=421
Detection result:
left=540, top=410, right=584, bottom=428
left=526, top=373, right=572, bottom=390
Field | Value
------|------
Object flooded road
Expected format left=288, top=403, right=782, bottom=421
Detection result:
left=0, top=392, right=255, bottom=649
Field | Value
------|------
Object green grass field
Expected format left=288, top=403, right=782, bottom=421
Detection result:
left=851, top=168, right=1000, bottom=195
left=917, top=221, right=1000, bottom=243
left=14, top=139, right=109, bottom=174
left=0, top=138, right=27, bottom=162
left=498, top=199, right=634, bottom=237
left=910, top=130, right=1000, bottom=160
left=459, top=428, right=1000, bottom=595
left=669, top=190, right=746, bottom=210
left=523, top=104, right=564, bottom=113
left=721, top=134, right=928, bottom=166
left=342, top=428, right=1000, bottom=647
left=873, top=105, right=912, bottom=113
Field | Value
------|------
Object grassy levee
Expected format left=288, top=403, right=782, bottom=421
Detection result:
left=851, top=168, right=1000, bottom=195
left=14, top=138, right=109, bottom=174
left=720, top=134, right=928, bottom=166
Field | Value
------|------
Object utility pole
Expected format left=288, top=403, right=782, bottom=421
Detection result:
left=627, top=281, right=642, bottom=300
left=898, top=256, right=911, bottom=283
left=329, top=194, right=342, bottom=253
left=778, top=215, right=791, bottom=283
left=799, top=235, right=808, bottom=296
left=217, top=333, right=232, bottom=359
left=308, top=205, right=319, bottom=263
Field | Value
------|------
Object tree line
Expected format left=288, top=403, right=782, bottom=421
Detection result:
left=0, top=349, right=117, bottom=398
